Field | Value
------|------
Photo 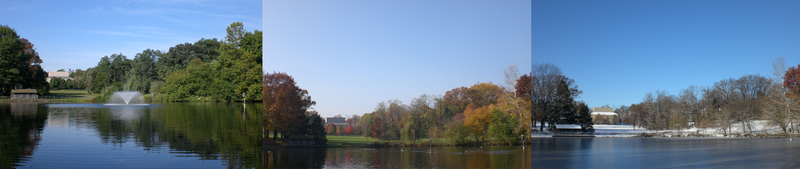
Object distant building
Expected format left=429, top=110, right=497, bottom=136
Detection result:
left=591, top=107, right=619, bottom=124
left=46, top=72, right=73, bottom=83
left=11, top=89, right=38, bottom=99
left=325, top=117, right=349, bottom=129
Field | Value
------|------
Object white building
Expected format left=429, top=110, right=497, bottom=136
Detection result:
left=591, top=107, right=619, bottom=124
left=46, top=72, right=73, bottom=83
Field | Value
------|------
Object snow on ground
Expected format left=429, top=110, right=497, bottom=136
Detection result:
left=532, top=120, right=793, bottom=138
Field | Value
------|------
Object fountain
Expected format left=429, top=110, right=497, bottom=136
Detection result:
left=105, top=91, right=148, bottom=106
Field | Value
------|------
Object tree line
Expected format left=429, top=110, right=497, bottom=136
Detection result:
left=612, top=57, right=800, bottom=135
left=56, top=22, right=262, bottom=102
left=343, top=65, right=532, bottom=145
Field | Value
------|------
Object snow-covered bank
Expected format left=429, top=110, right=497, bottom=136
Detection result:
left=532, top=120, right=799, bottom=138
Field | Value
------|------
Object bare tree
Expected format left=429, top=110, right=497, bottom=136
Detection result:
left=763, top=57, right=797, bottom=134
left=531, top=63, right=563, bottom=132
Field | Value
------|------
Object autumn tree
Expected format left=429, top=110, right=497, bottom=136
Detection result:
left=326, top=124, right=337, bottom=135
left=344, top=125, right=354, bottom=135
left=263, top=72, right=316, bottom=142
left=370, top=117, right=385, bottom=139
left=464, top=105, right=493, bottom=142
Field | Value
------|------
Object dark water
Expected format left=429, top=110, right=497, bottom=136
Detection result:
left=0, top=102, right=261, bottom=169
left=264, top=145, right=531, bottom=168
left=531, top=137, right=800, bottom=168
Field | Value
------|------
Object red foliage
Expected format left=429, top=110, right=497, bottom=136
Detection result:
left=344, top=125, right=354, bottom=134
left=785, top=65, right=800, bottom=97
left=516, top=73, right=531, bottom=100
left=370, top=118, right=385, bottom=138
left=263, top=72, right=316, bottom=135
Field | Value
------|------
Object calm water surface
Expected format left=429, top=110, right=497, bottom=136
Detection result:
left=0, top=102, right=261, bottom=169
left=264, top=145, right=531, bottom=168
left=531, top=137, right=800, bottom=168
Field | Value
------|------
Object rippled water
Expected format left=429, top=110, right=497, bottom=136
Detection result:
left=530, top=137, right=800, bottom=168
left=0, top=102, right=261, bottom=169
left=264, top=145, right=531, bottom=168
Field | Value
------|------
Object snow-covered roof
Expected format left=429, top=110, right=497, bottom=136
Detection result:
left=591, top=111, right=618, bottom=116
left=555, top=124, right=582, bottom=130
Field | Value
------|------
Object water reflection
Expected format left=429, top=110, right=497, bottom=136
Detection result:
left=531, top=138, right=800, bottom=168
left=0, top=102, right=261, bottom=169
left=264, top=146, right=530, bottom=168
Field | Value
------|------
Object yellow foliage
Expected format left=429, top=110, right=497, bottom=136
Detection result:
left=463, top=104, right=494, bottom=139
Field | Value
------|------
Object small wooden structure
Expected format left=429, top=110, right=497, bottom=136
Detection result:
left=11, top=89, right=38, bottom=99
left=288, top=135, right=316, bottom=145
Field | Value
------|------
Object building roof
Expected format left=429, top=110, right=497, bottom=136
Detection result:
left=48, top=72, right=70, bottom=77
left=11, top=89, right=38, bottom=94
left=593, top=107, right=614, bottom=112
left=591, top=112, right=618, bottom=116
left=326, top=117, right=346, bottom=123
left=554, top=124, right=582, bottom=130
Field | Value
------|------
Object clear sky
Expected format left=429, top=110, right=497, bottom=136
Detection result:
left=0, top=0, right=262, bottom=72
left=264, top=1, right=531, bottom=118
left=533, top=1, right=800, bottom=109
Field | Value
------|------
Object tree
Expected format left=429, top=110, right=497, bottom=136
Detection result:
left=226, top=21, right=245, bottom=47
left=0, top=25, right=48, bottom=95
left=326, top=123, right=337, bottom=135
left=302, top=111, right=327, bottom=144
left=263, top=72, right=316, bottom=142
left=464, top=105, right=493, bottom=142
left=359, top=113, right=375, bottom=138
left=575, top=101, right=594, bottom=132
left=531, top=63, right=581, bottom=131
left=346, top=114, right=360, bottom=134
left=127, top=49, right=161, bottom=93
left=370, top=117, right=385, bottom=139
left=344, top=125, right=354, bottom=135
left=488, top=109, right=519, bottom=145
left=764, top=57, right=797, bottom=134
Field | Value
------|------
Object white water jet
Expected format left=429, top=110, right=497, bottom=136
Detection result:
left=105, top=91, right=147, bottom=106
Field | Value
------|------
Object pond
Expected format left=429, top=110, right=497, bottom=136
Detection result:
left=531, top=137, right=800, bottom=168
left=263, top=145, right=531, bottom=168
left=0, top=102, right=261, bottom=169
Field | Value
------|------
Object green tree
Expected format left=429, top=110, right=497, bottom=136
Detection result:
left=226, top=22, right=245, bottom=47
left=127, top=49, right=161, bottom=93
left=0, top=25, right=48, bottom=95
left=488, top=109, right=519, bottom=145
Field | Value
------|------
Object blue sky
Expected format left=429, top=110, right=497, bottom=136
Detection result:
left=0, top=0, right=261, bottom=72
left=533, top=1, right=800, bottom=109
left=264, top=1, right=531, bottom=118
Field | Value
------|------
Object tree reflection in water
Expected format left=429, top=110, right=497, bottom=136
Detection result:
left=0, top=102, right=262, bottom=169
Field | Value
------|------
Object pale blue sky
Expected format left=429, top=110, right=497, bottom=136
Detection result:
left=0, top=0, right=262, bottom=72
left=533, top=1, right=800, bottom=109
left=264, top=1, right=531, bottom=117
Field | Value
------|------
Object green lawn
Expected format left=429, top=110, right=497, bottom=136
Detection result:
left=48, top=89, right=97, bottom=97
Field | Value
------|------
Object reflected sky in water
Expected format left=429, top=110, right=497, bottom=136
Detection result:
left=530, top=137, right=800, bottom=168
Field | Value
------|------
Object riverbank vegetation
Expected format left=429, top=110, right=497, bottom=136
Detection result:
left=263, top=66, right=532, bottom=146
left=1, top=22, right=263, bottom=103
left=347, top=65, right=532, bottom=145
left=609, top=57, right=800, bottom=136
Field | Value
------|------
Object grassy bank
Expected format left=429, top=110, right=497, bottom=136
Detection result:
left=47, top=89, right=97, bottom=102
